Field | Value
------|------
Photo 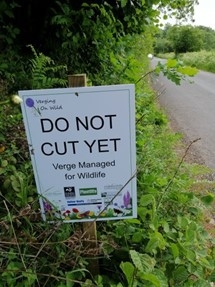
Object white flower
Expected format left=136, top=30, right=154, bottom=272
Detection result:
left=12, top=95, right=22, bottom=104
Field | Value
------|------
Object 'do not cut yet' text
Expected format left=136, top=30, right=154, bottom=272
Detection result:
left=38, top=114, right=122, bottom=156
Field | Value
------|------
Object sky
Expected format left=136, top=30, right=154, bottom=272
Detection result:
left=161, top=0, right=215, bottom=30
left=193, top=0, right=215, bottom=29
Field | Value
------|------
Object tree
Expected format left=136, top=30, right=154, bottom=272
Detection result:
left=197, top=25, right=215, bottom=50
left=0, top=0, right=199, bottom=51
left=0, top=0, right=198, bottom=87
left=154, top=25, right=174, bottom=54
left=167, top=25, right=203, bottom=55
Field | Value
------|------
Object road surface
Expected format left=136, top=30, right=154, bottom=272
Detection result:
left=151, top=58, right=215, bottom=171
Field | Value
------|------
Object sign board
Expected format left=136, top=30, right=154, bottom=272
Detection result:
left=19, top=85, right=136, bottom=222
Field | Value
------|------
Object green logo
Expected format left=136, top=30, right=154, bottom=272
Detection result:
left=79, top=187, right=97, bottom=196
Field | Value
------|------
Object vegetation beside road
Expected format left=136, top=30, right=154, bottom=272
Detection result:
left=156, top=50, right=215, bottom=74
left=1, top=34, right=215, bottom=286
left=1, top=1, right=215, bottom=285
left=155, top=24, right=215, bottom=73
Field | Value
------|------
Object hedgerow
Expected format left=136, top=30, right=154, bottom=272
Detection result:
left=0, top=31, right=215, bottom=286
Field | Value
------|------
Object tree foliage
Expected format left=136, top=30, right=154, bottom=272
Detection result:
left=0, top=0, right=198, bottom=91
left=154, top=24, right=215, bottom=55
left=0, top=0, right=198, bottom=46
left=167, top=25, right=203, bottom=55
left=198, top=26, right=215, bottom=50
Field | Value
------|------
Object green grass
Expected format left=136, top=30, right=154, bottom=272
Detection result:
left=157, top=50, right=215, bottom=73
left=181, top=50, right=215, bottom=73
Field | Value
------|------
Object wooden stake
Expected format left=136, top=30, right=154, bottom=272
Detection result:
left=68, top=74, right=87, bottom=87
left=68, top=73, right=99, bottom=275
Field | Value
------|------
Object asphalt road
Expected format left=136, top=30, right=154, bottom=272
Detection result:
left=151, top=58, right=215, bottom=170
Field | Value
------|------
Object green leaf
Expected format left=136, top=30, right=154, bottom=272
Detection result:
left=177, top=66, right=198, bottom=76
left=140, top=273, right=161, bottom=287
left=186, top=249, right=196, bottom=265
left=185, top=227, right=196, bottom=242
left=199, top=257, right=214, bottom=270
left=130, top=251, right=156, bottom=273
left=172, top=266, right=189, bottom=283
left=1, top=160, right=8, bottom=167
left=126, top=218, right=141, bottom=224
left=22, top=269, right=37, bottom=284
left=153, top=269, right=168, bottom=287
left=81, top=279, right=95, bottom=287
left=145, top=232, right=166, bottom=254
left=130, top=250, right=144, bottom=272
left=193, top=280, right=212, bottom=287
left=208, top=270, right=215, bottom=282
left=201, top=194, right=214, bottom=205
left=170, top=243, right=179, bottom=260
left=139, top=194, right=156, bottom=207
left=156, top=177, right=168, bottom=187
left=120, top=0, right=128, bottom=8
left=11, top=179, right=21, bottom=192
left=120, top=262, right=135, bottom=287
left=177, top=215, right=189, bottom=229
left=132, top=232, right=143, bottom=243
left=145, top=237, right=159, bottom=254
left=166, top=59, right=178, bottom=68
left=137, top=207, right=151, bottom=222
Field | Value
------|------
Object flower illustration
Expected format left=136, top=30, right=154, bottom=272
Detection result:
left=80, top=210, right=90, bottom=218
left=123, top=191, right=131, bottom=208
left=62, top=210, right=71, bottom=219
left=72, top=208, right=79, bottom=213
left=43, top=200, right=52, bottom=212
left=25, top=97, right=41, bottom=115
left=26, top=98, right=35, bottom=107
left=63, top=210, right=71, bottom=215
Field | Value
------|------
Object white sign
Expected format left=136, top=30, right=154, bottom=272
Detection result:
left=19, top=85, right=136, bottom=222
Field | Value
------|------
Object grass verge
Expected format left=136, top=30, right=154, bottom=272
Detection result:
left=1, top=36, right=215, bottom=286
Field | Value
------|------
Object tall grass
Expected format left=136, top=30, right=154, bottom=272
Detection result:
left=157, top=50, right=215, bottom=73
left=181, top=50, right=215, bottom=73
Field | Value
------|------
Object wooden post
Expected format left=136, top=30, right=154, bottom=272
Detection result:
left=68, top=73, right=99, bottom=275
left=68, top=74, right=87, bottom=87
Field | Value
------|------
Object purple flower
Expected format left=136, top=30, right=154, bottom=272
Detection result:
left=43, top=201, right=52, bottom=212
left=26, top=98, right=35, bottom=108
left=25, top=98, right=41, bottom=116
left=123, top=191, right=131, bottom=208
